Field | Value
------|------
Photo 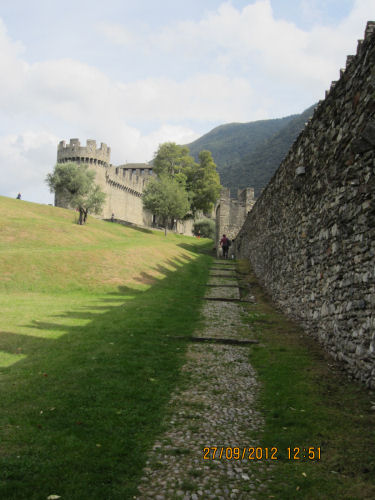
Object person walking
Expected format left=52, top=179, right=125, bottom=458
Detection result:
left=220, top=234, right=230, bottom=259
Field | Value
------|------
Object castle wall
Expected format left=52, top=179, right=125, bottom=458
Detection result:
left=56, top=139, right=154, bottom=228
left=234, top=22, right=375, bottom=387
left=56, top=141, right=251, bottom=239
left=100, top=167, right=152, bottom=226
left=216, top=187, right=255, bottom=252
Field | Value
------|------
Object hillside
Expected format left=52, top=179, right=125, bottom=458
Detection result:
left=187, top=115, right=296, bottom=169
left=0, top=196, right=212, bottom=498
left=186, top=104, right=316, bottom=196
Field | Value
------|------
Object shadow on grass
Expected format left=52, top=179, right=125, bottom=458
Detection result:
left=0, top=252, right=213, bottom=500
left=103, top=219, right=155, bottom=234
left=177, top=241, right=214, bottom=255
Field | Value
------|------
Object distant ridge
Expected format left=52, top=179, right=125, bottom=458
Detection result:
left=186, top=104, right=316, bottom=196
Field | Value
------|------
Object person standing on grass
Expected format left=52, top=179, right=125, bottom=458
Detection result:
left=220, top=234, right=230, bottom=259
left=16, top=192, right=21, bottom=199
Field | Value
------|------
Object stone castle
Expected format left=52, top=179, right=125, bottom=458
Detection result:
left=56, top=138, right=254, bottom=237
left=57, top=138, right=154, bottom=227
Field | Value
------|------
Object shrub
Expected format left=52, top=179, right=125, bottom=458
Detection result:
left=193, top=218, right=215, bottom=239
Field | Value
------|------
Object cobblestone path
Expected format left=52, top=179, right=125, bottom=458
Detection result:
left=136, top=260, right=266, bottom=499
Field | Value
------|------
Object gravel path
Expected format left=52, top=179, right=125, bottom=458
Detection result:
left=136, top=261, right=266, bottom=499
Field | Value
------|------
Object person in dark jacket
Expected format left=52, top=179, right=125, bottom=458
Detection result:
left=220, top=234, right=230, bottom=259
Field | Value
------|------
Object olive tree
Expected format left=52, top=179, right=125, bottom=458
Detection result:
left=46, top=162, right=106, bottom=225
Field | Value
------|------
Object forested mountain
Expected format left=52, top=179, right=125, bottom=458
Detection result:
left=186, top=104, right=316, bottom=196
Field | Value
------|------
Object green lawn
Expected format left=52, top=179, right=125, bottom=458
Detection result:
left=238, top=260, right=375, bottom=500
left=0, top=196, right=213, bottom=499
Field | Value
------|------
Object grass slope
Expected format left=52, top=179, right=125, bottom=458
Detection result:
left=0, top=196, right=213, bottom=499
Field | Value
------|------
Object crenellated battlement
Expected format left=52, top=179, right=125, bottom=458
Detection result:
left=57, top=140, right=154, bottom=190
left=320, top=20, right=375, bottom=100
left=288, top=20, right=374, bottom=149
left=105, top=163, right=153, bottom=196
left=57, top=138, right=111, bottom=166
left=365, top=20, right=375, bottom=38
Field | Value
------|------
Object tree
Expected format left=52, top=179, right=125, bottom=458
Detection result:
left=46, top=162, right=106, bottom=225
left=153, top=143, right=221, bottom=216
left=188, top=150, right=221, bottom=214
left=153, top=142, right=195, bottom=180
left=193, top=218, right=216, bottom=239
left=142, top=175, right=190, bottom=236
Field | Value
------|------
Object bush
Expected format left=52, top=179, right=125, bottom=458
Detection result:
left=193, top=218, right=215, bottom=239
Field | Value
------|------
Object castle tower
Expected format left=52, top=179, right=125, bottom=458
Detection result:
left=215, top=187, right=255, bottom=255
left=57, top=138, right=111, bottom=166
left=55, top=138, right=155, bottom=227
left=55, top=139, right=111, bottom=209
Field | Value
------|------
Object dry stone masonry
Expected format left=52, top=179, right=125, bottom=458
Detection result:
left=235, top=21, right=375, bottom=388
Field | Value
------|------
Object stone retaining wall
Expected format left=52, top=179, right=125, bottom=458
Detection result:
left=235, top=21, right=375, bottom=388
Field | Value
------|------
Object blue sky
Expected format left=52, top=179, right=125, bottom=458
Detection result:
left=0, top=0, right=373, bottom=203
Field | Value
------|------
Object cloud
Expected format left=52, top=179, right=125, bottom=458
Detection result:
left=0, top=23, right=204, bottom=198
left=0, top=16, right=260, bottom=130
left=117, top=74, right=256, bottom=122
left=107, top=0, right=374, bottom=92
left=0, top=131, right=58, bottom=203
left=100, top=123, right=200, bottom=165
left=0, top=19, right=205, bottom=200
left=0, top=12, right=262, bottom=202
left=118, top=125, right=200, bottom=164
left=0, top=19, right=28, bottom=112
left=96, top=22, right=136, bottom=46
left=0, top=1, right=374, bottom=203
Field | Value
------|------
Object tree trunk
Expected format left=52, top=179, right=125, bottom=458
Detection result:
left=78, top=208, right=84, bottom=225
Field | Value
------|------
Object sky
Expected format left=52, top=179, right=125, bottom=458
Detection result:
left=0, top=0, right=373, bottom=204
